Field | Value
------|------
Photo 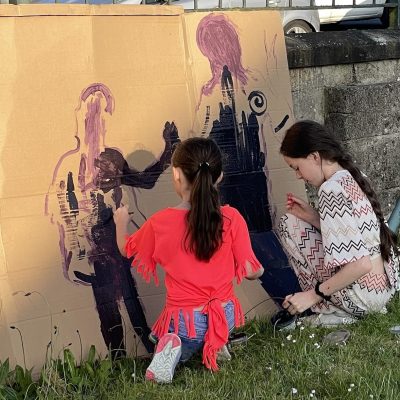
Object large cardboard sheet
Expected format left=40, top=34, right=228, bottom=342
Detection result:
left=0, top=5, right=305, bottom=370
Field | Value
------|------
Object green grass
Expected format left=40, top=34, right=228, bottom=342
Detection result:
left=3, top=295, right=400, bottom=400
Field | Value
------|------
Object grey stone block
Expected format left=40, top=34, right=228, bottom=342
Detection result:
left=344, top=135, right=400, bottom=191
left=353, top=60, right=400, bottom=86
left=325, top=82, right=400, bottom=114
left=326, top=110, right=400, bottom=141
left=292, top=90, right=324, bottom=123
left=286, top=30, right=400, bottom=69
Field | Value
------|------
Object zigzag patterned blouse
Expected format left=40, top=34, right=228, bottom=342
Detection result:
left=318, top=170, right=398, bottom=288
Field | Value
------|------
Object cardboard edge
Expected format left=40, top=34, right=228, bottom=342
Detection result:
left=0, top=4, right=184, bottom=17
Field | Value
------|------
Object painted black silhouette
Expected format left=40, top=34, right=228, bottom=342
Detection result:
left=45, top=83, right=180, bottom=356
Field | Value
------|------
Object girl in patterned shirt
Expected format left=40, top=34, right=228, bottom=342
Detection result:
left=113, top=137, right=263, bottom=383
left=278, top=120, right=398, bottom=326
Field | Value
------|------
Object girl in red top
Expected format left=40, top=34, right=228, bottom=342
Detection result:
left=113, top=137, right=264, bottom=383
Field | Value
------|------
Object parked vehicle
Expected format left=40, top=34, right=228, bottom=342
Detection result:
left=166, top=0, right=389, bottom=29
left=150, top=0, right=321, bottom=33
left=317, top=0, right=386, bottom=24
left=30, top=0, right=389, bottom=32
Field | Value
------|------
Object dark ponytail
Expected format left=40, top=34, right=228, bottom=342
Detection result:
left=280, top=120, right=397, bottom=262
left=172, top=137, right=223, bottom=261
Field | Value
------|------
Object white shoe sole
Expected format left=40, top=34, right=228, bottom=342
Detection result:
left=145, top=333, right=182, bottom=384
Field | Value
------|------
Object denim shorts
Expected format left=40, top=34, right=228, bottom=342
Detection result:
left=166, top=301, right=235, bottom=362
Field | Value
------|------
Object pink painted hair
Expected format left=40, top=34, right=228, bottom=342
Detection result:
left=196, top=13, right=248, bottom=98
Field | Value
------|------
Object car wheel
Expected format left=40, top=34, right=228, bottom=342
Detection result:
left=284, top=20, right=313, bottom=34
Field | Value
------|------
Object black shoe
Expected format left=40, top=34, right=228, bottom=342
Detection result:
left=270, top=310, right=297, bottom=331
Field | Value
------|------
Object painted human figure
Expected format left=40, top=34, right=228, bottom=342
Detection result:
left=195, top=13, right=301, bottom=304
left=45, top=83, right=180, bottom=356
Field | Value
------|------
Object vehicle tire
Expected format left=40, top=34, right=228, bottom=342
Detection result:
left=284, top=20, right=313, bottom=34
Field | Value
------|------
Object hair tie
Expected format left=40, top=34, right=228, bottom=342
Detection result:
left=197, top=161, right=210, bottom=173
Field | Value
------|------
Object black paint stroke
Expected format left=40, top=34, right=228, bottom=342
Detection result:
left=274, top=114, right=290, bottom=133
left=61, top=122, right=180, bottom=357
left=205, top=66, right=300, bottom=305
left=209, top=66, right=271, bottom=232
left=248, top=91, right=267, bottom=116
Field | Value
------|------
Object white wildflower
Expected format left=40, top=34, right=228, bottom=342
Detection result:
left=292, top=339, right=297, bottom=343
left=311, top=390, right=316, bottom=394
left=286, top=334, right=293, bottom=341
left=348, top=388, right=352, bottom=392
left=350, top=383, right=355, bottom=388
left=300, top=326, right=305, bottom=331
left=309, top=333, right=315, bottom=339
left=292, top=388, right=298, bottom=394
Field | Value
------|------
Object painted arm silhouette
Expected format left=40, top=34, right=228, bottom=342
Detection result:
left=96, top=121, right=180, bottom=192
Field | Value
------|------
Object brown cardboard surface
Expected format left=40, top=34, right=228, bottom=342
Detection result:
left=0, top=271, right=96, bottom=323
left=0, top=6, right=191, bottom=370
left=6, top=309, right=109, bottom=370
left=0, top=228, right=7, bottom=278
left=234, top=280, right=278, bottom=320
left=0, top=303, right=16, bottom=365
left=182, top=11, right=300, bottom=211
left=0, top=5, right=305, bottom=370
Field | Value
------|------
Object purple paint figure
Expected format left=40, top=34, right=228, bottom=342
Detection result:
left=45, top=83, right=180, bottom=357
left=195, top=14, right=299, bottom=306
left=196, top=13, right=249, bottom=109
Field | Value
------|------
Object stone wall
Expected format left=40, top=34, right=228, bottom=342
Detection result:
left=285, top=30, right=400, bottom=216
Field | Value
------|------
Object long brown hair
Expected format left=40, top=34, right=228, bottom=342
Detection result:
left=280, top=120, right=397, bottom=262
left=172, top=137, right=223, bottom=262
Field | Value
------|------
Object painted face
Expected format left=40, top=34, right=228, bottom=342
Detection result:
left=283, top=154, right=324, bottom=187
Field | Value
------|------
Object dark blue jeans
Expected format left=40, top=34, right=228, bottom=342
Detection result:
left=172, top=301, right=235, bottom=362
left=150, top=301, right=235, bottom=362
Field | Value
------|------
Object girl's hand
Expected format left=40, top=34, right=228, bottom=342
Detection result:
left=286, top=193, right=320, bottom=229
left=282, top=290, right=321, bottom=315
left=113, top=205, right=131, bottom=228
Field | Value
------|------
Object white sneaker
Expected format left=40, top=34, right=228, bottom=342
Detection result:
left=216, top=345, right=232, bottom=362
left=301, top=313, right=357, bottom=328
left=145, top=333, right=182, bottom=384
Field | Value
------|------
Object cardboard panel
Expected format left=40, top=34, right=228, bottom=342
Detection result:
left=234, top=280, right=278, bottom=320
left=6, top=309, right=109, bottom=370
left=182, top=11, right=303, bottom=219
left=0, top=5, right=305, bottom=371
left=0, top=303, right=16, bottom=365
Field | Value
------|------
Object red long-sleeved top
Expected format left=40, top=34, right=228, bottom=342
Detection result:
left=125, top=205, right=262, bottom=371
